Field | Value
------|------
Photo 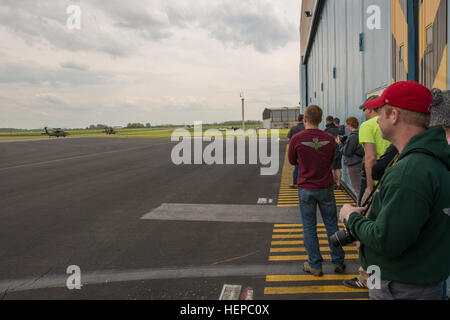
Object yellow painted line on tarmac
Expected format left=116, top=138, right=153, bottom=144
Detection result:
left=272, top=228, right=331, bottom=233
left=272, top=228, right=303, bottom=233
left=266, top=274, right=358, bottom=282
left=269, top=254, right=359, bottom=261
left=271, top=234, right=304, bottom=239
left=274, top=224, right=302, bottom=228
left=264, top=285, right=368, bottom=295
left=272, top=229, right=328, bottom=233
left=271, top=240, right=329, bottom=246
left=270, top=247, right=358, bottom=253
left=272, top=234, right=333, bottom=239
left=274, top=224, right=344, bottom=228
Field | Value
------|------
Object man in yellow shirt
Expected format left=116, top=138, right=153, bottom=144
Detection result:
left=358, top=96, right=391, bottom=205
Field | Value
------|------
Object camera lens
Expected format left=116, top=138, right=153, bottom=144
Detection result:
left=331, top=229, right=355, bottom=247
left=330, top=233, right=341, bottom=247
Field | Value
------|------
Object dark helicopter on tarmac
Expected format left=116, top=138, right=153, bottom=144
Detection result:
left=104, top=127, right=117, bottom=135
left=41, top=127, right=69, bottom=138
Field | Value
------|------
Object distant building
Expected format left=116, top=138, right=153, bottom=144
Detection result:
left=262, top=107, right=301, bottom=129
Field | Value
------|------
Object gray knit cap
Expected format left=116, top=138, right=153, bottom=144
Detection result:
left=430, top=88, right=450, bottom=126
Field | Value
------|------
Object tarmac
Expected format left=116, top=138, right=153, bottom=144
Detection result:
left=0, top=137, right=367, bottom=300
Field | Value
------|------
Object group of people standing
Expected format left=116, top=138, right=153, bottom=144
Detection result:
left=287, top=81, right=449, bottom=300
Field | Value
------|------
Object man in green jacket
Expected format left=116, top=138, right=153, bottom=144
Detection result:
left=339, top=81, right=450, bottom=300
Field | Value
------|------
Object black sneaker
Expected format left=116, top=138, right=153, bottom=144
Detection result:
left=342, top=277, right=368, bottom=289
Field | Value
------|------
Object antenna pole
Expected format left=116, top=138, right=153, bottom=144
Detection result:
left=241, top=92, right=245, bottom=135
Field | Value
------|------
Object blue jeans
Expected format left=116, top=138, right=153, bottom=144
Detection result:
left=358, top=178, right=367, bottom=207
left=298, top=188, right=345, bottom=270
left=293, top=165, right=299, bottom=185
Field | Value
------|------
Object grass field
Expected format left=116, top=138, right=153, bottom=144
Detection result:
left=0, top=126, right=290, bottom=140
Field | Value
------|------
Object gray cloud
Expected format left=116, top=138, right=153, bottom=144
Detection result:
left=0, top=63, right=114, bottom=86
left=35, top=94, right=65, bottom=105
left=0, top=1, right=296, bottom=56
left=0, top=1, right=300, bottom=129
left=60, top=61, right=90, bottom=71
left=164, top=0, right=297, bottom=53
left=0, top=0, right=132, bottom=57
left=96, top=0, right=173, bottom=41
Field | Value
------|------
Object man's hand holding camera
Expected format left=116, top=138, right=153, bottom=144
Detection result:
left=339, top=204, right=366, bottom=224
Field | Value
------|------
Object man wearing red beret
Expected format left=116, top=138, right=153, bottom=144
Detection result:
left=339, top=81, right=450, bottom=300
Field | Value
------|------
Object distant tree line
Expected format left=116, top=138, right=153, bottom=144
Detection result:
left=1, top=120, right=262, bottom=132
left=212, top=120, right=262, bottom=126
left=86, top=124, right=109, bottom=130
left=0, top=128, right=27, bottom=132
left=125, top=123, right=151, bottom=128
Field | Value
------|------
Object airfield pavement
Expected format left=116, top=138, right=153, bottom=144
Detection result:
left=0, top=137, right=366, bottom=300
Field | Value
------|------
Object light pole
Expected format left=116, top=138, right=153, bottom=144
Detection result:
left=240, top=92, right=245, bottom=135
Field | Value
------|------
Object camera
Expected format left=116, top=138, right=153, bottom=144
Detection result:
left=338, top=135, right=348, bottom=144
left=330, top=227, right=356, bottom=247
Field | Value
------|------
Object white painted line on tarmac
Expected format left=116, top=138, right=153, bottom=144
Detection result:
left=141, top=203, right=301, bottom=224
left=0, top=264, right=301, bottom=294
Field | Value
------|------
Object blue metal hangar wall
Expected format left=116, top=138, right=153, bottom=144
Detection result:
left=299, top=0, right=448, bottom=127
left=298, top=0, right=449, bottom=194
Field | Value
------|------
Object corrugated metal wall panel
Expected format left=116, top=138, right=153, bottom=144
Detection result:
left=346, top=0, right=364, bottom=117
left=305, top=0, right=392, bottom=126
left=327, top=0, right=337, bottom=117
left=303, top=0, right=393, bottom=195
left=363, top=0, right=392, bottom=94
left=319, top=12, right=325, bottom=113
left=322, top=5, right=328, bottom=117
left=335, top=1, right=349, bottom=128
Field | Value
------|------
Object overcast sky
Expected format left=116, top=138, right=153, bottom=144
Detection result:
left=0, top=0, right=301, bottom=129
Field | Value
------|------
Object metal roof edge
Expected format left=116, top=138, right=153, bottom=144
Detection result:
left=302, top=0, right=326, bottom=65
